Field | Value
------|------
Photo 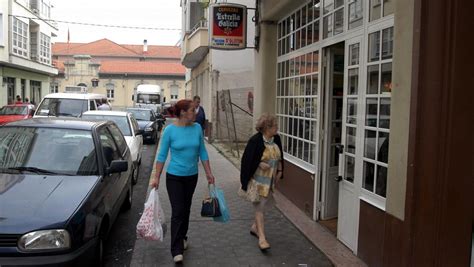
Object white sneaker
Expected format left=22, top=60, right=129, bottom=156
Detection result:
left=183, top=240, right=188, bottom=250
left=173, top=254, right=183, bottom=263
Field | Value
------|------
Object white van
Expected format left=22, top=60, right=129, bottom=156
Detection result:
left=34, top=93, right=110, bottom=118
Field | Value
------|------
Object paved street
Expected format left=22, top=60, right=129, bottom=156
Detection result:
left=130, top=143, right=333, bottom=267
left=104, top=143, right=158, bottom=266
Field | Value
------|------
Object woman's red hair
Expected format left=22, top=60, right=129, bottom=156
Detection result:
left=174, top=99, right=193, bottom=118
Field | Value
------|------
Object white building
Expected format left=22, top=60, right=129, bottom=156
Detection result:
left=180, top=0, right=256, bottom=144
left=0, top=0, right=58, bottom=106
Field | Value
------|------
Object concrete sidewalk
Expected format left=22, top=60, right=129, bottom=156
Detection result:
left=130, top=143, right=332, bottom=267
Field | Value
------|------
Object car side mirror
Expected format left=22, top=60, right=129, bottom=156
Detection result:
left=107, top=160, right=128, bottom=174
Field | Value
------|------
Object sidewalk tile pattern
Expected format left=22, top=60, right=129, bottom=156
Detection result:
left=130, top=144, right=333, bottom=267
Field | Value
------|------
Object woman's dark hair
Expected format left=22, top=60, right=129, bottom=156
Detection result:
left=174, top=99, right=193, bottom=117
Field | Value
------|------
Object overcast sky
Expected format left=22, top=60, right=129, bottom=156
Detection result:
left=51, top=0, right=182, bottom=46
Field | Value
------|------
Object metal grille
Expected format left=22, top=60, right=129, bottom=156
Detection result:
left=0, top=234, right=19, bottom=247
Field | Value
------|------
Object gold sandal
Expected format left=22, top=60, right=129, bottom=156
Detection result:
left=258, top=240, right=271, bottom=251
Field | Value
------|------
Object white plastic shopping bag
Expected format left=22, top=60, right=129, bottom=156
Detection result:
left=136, top=189, right=165, bottom=241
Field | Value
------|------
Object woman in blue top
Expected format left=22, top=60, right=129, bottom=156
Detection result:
left=150, top=99, right=215, bottom=263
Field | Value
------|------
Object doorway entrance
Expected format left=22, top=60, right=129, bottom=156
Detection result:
left=319, top=42, right=344, bottom=228
left=319, top=37, right=364, bottom=253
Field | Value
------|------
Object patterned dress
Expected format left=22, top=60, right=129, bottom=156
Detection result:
left=252, top=137, right=281, bottom=198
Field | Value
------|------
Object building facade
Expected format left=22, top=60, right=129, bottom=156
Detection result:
left=180, top=0, right=256, bottom=146
left=0, top=0, right=58, bottom=106
left=52, top=39, right=185, bottom=109
left=254, top=0, right=472, bottom=266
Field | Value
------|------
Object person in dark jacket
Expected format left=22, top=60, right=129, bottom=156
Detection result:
left=239, top=113, right=284, bottom=251
left=193, top=96, right=206, bottom=131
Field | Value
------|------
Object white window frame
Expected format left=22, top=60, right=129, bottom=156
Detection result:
left=277, top=0, right=321, bottom=57
left=170, top=84, right=179, bottom=100
left=106, top=83, right=115, bottom=99
left=0, top=13, right=4, bottom=46
left=359, top=25, right=393, bottom=208
left=39, top=33, right=51, bottom=64
left=12, top=17, right=29, bottom=58
left=40, top=0, right=51, bottom=18
left=322, top=0, right=345, bottom=39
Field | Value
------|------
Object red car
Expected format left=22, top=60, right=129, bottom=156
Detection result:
left=0, top=104, right=35, bottom=125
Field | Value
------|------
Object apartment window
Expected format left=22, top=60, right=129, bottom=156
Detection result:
left=323, top=0, right=344, bottom=39
left=0, top=14, right=3, bottom=45
left=276, top=51, right=319, bottom=165
left=50, top=82, right=58, bottom=93
left=370, top=0, right=394, bottom=22
left=39, top=33, right=51, bottom=64
left=348, top=0, right=363, bottom=29
left=40, top=0, right=51, bottom=18
left=363, top=26, right=393, bottom=199
left=278, top=0, right=321, bottom=56
left=12, top=17, right=28, bottom=57
left=170, top=84, right=179, bottom=100
left=106, top=83, right=115, bottom=99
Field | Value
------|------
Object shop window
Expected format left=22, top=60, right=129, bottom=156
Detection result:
left=277, top=0, right=321, bottom=56
left=276, top=51, right=319, bottom=166
left=362, top=26, right=393, bottom=199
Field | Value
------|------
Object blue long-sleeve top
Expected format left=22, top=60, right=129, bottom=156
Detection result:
left=156, top=123, right=209, bottom=176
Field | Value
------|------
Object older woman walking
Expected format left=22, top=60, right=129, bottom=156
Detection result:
left=150, top=99, right=215, bottom=263
left=239, top=113, right=284, bottom=251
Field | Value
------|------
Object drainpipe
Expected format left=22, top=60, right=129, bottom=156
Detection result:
left=210, top=69, right=219, bottom=143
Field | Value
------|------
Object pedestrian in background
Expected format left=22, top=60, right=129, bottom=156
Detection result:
left=24, top=97, right=30, bottom=104
left=150, top=99, right=215, bottom=263
left=239, top=113, right=284, bottom=251
left=98, top=98, right=111, bottom=110
left=193, top=96, right=206, bottom=132
left=15, top=95, right=22, bottom=104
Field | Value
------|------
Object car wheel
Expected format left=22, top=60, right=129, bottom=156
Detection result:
left=132, top=165, right=138, bottom=185
left=122, top=179, right=133, bottom=211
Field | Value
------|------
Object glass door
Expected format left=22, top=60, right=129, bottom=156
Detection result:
left=337, top=35, right=363, bottom=252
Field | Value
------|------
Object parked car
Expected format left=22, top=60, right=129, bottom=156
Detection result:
left=0, top=104, right=35, bottom=125
left=125, top=107, right=165, bottom=144
left=0, top=118, right=133, bottom=266
left=34, top=93, right=110, bottom=118
left=81, top=111, right=143, bottom=184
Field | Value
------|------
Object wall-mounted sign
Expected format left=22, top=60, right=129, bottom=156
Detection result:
left=209, top=3, right=247, bottom=50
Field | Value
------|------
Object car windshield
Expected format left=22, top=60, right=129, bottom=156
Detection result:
left=37, top=98, right=87, bottom=117
left=137, top=94, right=160, bottom=104
left=0, top=106, right=27, bottom=115
left=82, top=115, right=132, bottom=136
left=0, top=127, right=98, bottom=175
left=126, top=109, right=151, bottom=121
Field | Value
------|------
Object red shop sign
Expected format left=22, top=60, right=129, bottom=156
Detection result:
left=209, top=3, right=247, bottom=50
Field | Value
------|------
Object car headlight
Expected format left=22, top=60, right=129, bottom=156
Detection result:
left=145, top=127, right=153, bottom=132
left=18, top=229, right=71, bottom=252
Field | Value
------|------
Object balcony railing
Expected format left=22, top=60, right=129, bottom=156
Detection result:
left=189, top=20, right=208, bottom=37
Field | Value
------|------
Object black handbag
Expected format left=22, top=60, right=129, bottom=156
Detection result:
left=200, top=196, right=222, bottom=217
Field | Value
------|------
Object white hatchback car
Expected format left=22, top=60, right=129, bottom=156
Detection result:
left=82, top=111, right=143, bottom=184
